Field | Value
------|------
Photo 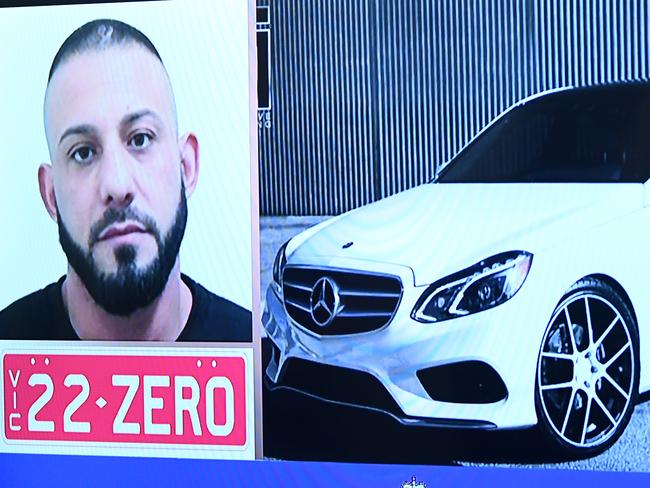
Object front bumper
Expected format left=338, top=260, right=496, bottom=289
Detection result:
left=263, top=264, right=550, bottom=429
left=263, top=338, right=497, bottom=429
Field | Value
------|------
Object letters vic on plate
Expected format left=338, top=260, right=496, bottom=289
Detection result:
left=3, top=354, right=247, bottom=446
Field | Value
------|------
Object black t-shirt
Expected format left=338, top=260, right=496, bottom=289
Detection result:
left=0, top=275, right=252, bottom=342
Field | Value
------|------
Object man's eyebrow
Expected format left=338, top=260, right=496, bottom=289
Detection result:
left=121, top=109, right=163, bottom=127
left=58, top=125, right=97, bottom=147
left=56, top=110, right=164, bottom=147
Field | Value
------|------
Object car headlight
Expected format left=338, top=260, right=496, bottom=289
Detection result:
left=411, top=251, right=533, bottom=323
left=271, top=240, right=289, bottom=296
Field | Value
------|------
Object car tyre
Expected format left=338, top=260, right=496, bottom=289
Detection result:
left=535, top=278, right=639, bottom=458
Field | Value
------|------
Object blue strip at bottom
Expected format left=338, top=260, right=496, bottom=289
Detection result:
left=1, top=453, right=648, bottom=488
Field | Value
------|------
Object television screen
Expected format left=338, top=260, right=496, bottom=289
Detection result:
left=3, top=0, right=650, bottom=486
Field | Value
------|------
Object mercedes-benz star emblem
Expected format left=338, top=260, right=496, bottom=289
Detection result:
left=309, top=277, right=341, bottom=327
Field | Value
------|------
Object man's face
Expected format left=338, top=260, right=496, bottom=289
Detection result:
left=43, top=44, right=191, bottom=315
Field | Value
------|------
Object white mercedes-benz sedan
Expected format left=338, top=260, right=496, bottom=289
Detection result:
left=262, top=82, right=650, bottom=457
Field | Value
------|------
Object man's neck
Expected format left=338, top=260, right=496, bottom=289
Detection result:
left=62, top=261, right=193, bottom=341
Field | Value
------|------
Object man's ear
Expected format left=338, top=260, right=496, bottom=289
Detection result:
left=179, top=132, right=199, bottom=198
left=38, top=163, right=58, bottom=222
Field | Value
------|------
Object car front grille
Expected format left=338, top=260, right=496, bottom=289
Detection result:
left=281, top=266, right=403, bottom=335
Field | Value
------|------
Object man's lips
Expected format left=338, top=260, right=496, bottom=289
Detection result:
left=97, top=222, right=148, bottom=241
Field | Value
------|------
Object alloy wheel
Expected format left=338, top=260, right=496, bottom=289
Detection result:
left=537, top=289, right=637, bottom=452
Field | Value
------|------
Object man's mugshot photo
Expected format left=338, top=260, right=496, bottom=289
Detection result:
left=0, top=2, right=254, bottom=342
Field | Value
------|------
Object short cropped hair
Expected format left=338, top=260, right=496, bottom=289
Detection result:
left=48, top=19, right=162, bottom=82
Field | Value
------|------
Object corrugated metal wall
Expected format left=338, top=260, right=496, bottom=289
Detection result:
left=258, top=0, right=650, bottom=216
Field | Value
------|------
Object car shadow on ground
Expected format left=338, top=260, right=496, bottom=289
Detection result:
left=263, top=388, right=574, bottom=466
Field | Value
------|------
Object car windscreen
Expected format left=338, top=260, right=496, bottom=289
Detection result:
left=436, top=85, right=650, bottom=183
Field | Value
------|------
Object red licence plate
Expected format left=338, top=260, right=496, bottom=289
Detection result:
left=3, top=353, right=248, bottom=447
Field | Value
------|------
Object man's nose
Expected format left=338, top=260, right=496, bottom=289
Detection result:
left=98, top=143, right=136, bottom=208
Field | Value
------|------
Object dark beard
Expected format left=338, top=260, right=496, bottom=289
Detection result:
left=57, top=185, right=187, bottom=317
